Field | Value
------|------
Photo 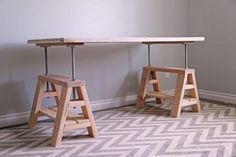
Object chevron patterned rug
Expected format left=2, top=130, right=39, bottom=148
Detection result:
left=0, top=100, right=236, bottom=157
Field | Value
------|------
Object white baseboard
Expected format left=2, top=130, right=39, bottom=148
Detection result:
left=164, top=89, right=236, bottom=104
left=0, top=112, right=30, bottom=128
left=198, top=89, right=236, bottom=104
left=91, top=95, right=137, bottom=111
left=1, top=90, right=236, bottom=128
left=0, top=95, right=137, bottom=128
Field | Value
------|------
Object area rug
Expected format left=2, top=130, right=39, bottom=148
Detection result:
left=0, top=100, right=236, bottom=157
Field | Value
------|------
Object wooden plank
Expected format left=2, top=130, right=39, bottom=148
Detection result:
left=187, top=72, right=201, bottom=112
left=40, top=108, right=57, bottom=120
left=48, top=106, right=58, bottom=112
left=68, top=100, right=86, bottom=108
left=185, top=84, right=195, bottom=90
left=50, top=83, right=61, bottom=106
left=36, top=43, right=84, bottom=47
left=136, top=67, right=150, bottom=108
left=146, top=91, right=173, bottom=99
left=51, top=87, right=72, bottom=147
left=41, top=106, right=83, bottom=120
left=64, top=122, right=91, bottom=132
left=28, top=79, right=45, bottom=128
left=76, top=86, right=97, bottom=137
left=38, top=74, right=85, bottom=88
left=150, top=71, right=163, bottom=104
left=65, top=118, right=90, bottom=125
left=150, top=67, right=186, bottom=74
left=182, top=98, right=197, bottom=107
left=148, top=79, right=158, bottom=84
left=43, top=91, right=58, bottom=97
left=28, top=38, right=66, bottom=44
left=48, top=106, right=84, bottom=118
left=171, top=73, right=187, bottom=118
left=28, top=37, right=205, bottom=46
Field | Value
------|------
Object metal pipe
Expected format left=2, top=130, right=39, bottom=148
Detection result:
left=70, top=46, right=76, bottom=99
left=71, top=46, right=76, bottom=81
left=184, top=44, right=188, bottom=69
left=148, top=44, right=151, bottom=67
left=44, top=47, right=49, bottom=91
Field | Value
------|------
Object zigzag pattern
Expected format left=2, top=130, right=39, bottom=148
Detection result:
left=0, top=101, right=236, bottom=157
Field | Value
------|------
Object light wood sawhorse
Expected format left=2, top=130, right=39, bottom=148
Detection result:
left=136, top=66, right=201, bottom=118
left=28, top=74, right=97, bottom=147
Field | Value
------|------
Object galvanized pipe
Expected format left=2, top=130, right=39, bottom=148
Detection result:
left=71, top=47, right=76, bottom=81
left=148, top=44, right=151, bottom=67
left=184, top=44, right=188, bottom=69
left=44, top=47, right=50, bottom=91
left=70, top=46, right=76, bottom=99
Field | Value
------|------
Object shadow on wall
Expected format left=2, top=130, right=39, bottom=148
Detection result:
left=231, top=0, right=236, bottom=6
left=0, top=81, right=30, bottom=115
left=114, top=71, right=139, bottom=99
left=0, top=43, right=144, bottom=116
left=0, top=44, right=43, bottom=115
left=76, top=43, right=144, bottom=100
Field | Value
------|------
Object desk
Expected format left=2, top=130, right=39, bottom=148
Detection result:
left=28, top=37, right=204, bottom=82
left=28, top=37, right=205, bottom=146
left=28, top=37, right=204, bottom=103
left=28, top=37, right=205, bottom=108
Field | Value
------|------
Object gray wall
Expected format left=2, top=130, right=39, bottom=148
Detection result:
left=0, top=0, right=188, bottom=120
left=188, top=0, right=236, bottom=94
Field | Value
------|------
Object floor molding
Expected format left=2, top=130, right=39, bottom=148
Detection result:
left=163, top=89, right=236, bottom=105
left=0, top=112, right=30, bottom=128
left=1, top=89, right=236, bottom=128
left=198, top=89, right=236, bottom=104
left=0, top=95, right=137, bottom=128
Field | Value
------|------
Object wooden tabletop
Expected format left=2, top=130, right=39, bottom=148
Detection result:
left=28, top=37, right=205, bottom=47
